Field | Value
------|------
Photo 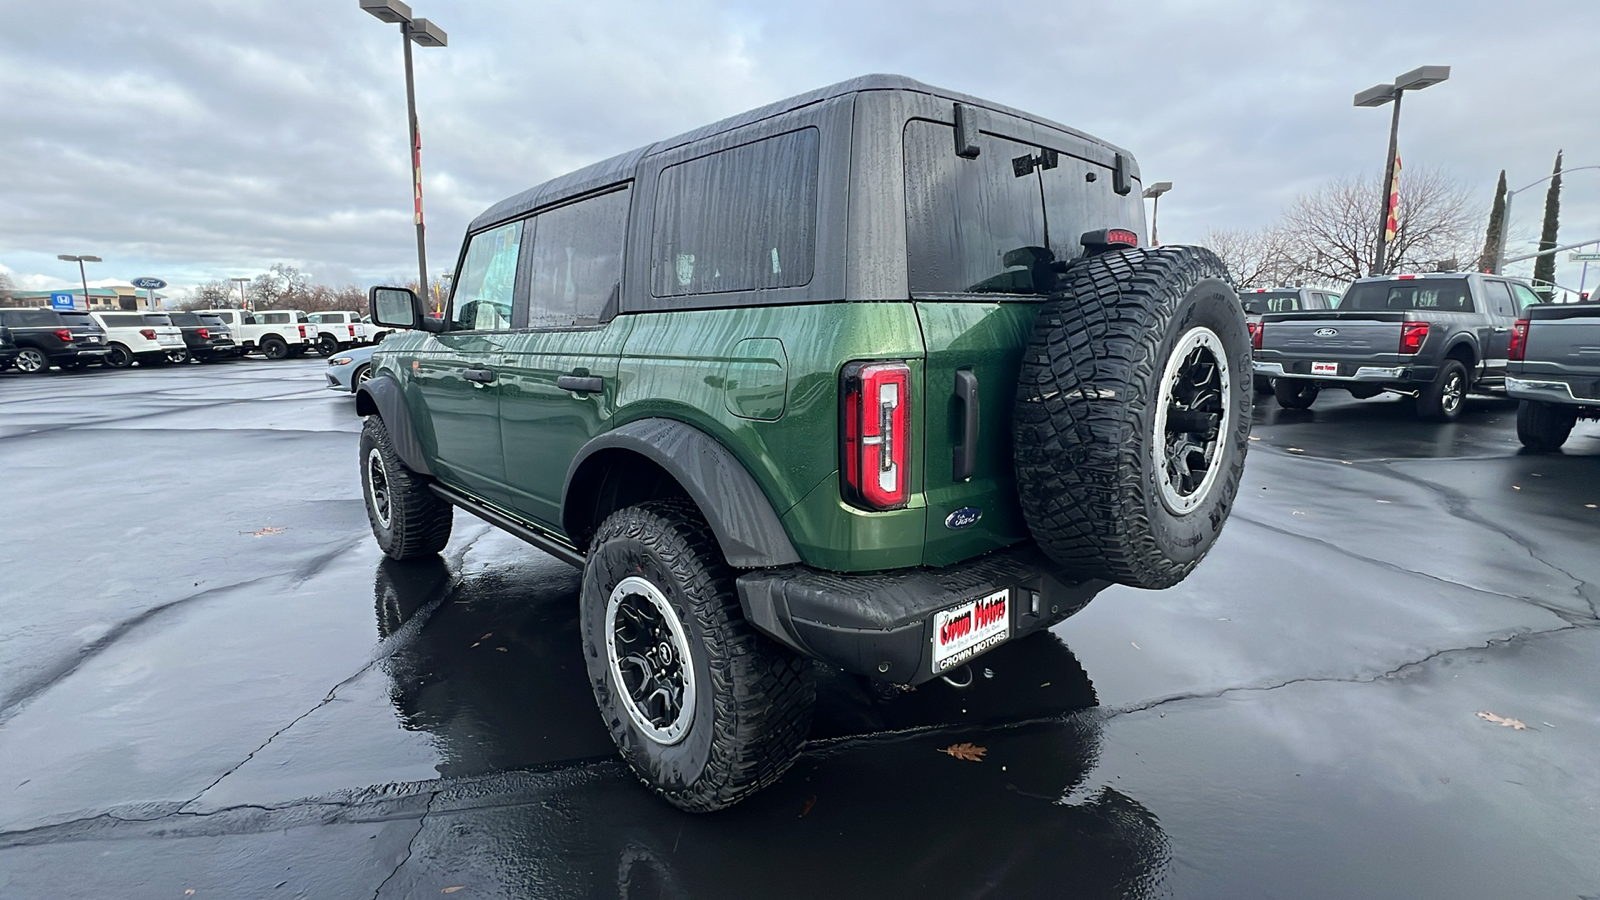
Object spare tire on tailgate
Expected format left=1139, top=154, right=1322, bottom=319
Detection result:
left=1013, top=246, right=1251, bottom=590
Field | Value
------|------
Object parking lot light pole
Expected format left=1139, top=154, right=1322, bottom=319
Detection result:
left=361, top=0, right=447, bottom=300
left=1142, top=182, right=1172, bottom=246
left=231, top=277, right=251, bottom=310
left=1493, top=165, right=1600, bottom=274
left=1354, top=65, right=1450, bottom=276
left=56, top=254, right=101, bottom=311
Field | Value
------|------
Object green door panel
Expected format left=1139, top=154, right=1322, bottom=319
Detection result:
left=410, top=331, right=510, bottom=503
left=498, top=318, right=635, bottom=529
left=724, top=338, right=788, bottom=421
left=914, top=301, right=1038, bottom=567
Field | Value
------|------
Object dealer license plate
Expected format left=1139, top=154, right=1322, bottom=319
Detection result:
left=932, top=589, right=1010, bottom=673
left=1311, top=361, right=1339, bottom=375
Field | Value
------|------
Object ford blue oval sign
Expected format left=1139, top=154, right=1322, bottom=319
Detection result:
left=945, top=507, right=983, bottom=529
left=131, top=277, right=167, bottom=290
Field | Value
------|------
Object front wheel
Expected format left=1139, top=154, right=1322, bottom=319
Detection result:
left=1418, top=359, right=1468, bottom=421
left=359, top=416, right=453, bottom=559
left=1273, top=378, right=1319, bottom=410
left=1014, top=245, right=1253, bottom=591
left=166, top=349, right=190, bottom=364
left=1517, top=400, right=1577, bottom=451
left=352, top=364, right=373, bottom=389
left=581, top=501, right=814, bottom=812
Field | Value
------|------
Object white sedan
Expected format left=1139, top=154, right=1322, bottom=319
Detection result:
left=324, top=344, right=377, bottom=393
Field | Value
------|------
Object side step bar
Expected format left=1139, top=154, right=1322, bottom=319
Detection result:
left=428, top=483, right=586, bottom=569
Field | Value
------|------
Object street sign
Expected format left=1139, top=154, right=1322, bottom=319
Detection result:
left=130, top=276, right=167, bottom=290
left=1570, top=252, right=1600, bottom=261
left=50, top=293, right=75, bottom=311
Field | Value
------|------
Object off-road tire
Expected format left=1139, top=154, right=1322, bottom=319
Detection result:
left=1516, top=399, right=1576, bottom=452
left=260, top=336, right=289, bottom=360
left=1418, top=359, right=1468, bottom=421
left=317, top=334, right=340, bottom=358
left=1274, top=378, right=1318, bottom=410
left=1014, top=245, right=1252, bottom=591
left=359, top=415, right=453, bottom=559
left=581, top=500, right=814, bottom=812
left=14, top=348, right=51, bottom=374
left=105, top=344, right=134, bottom=368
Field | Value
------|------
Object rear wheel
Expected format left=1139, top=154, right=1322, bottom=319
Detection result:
left=14, top=347, right=51, bottom=374
left=1273, top=378, right=1318, bottom=410
left=359, top=416, right=453, bottom=559
left=581, top=500, right=814, bottom=812
left=1516, top=400, right=1577, bottom=451
left=1014, top=245, right=1253, bottom=591
left=317, top=334, right=339, bottom=357
left=260, top=336, right=288, bottom=360
left=166, top=349, right=190, bottom=364
left=105, top=344, right=134, bottom=368
left=1418, top=359, right=1468, bottom=421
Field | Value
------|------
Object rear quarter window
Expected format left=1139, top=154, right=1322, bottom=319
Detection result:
left=4, top=310, right=60, bottom=327
left=1343, top=279, right=1474, bottom=312
left=99, top=313, right=147, bottom=328
left=650, top=127, right=819, bottom=297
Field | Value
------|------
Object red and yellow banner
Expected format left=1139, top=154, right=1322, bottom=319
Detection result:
left=1385, top=155, right=1401, bottom=242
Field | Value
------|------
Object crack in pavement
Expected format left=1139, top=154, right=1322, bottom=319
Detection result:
left=1233, top=513, right=1598, bottom=626
left=370, top=792, right=436, bottom=899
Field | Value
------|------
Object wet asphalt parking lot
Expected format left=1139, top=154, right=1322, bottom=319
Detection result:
left=1, top=357, right=1598, bottom=899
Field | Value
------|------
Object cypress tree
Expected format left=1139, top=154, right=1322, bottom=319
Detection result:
left=1479, top=170, right=1507, bottom=272
left=1533, top=151, right=1563, bottom=296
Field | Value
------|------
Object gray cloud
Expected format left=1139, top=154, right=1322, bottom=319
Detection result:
left=2, top=0, right=1598, bottom=297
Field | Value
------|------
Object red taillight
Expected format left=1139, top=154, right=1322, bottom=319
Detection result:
left=1105, top=228, right=1139, bottom=248
left=197, top=328, right=210, bottom=339
left=54, top=328, right=73, bottom=342
left=1247, top=321, right=1263, bottom=351
left=348, top=325, right=356, bottom=337
left=841, top=361, right=911, bottom=510
left=299, top=325, right=307, bottom=338
left=1396, top=274, right=1418, bottom=280
left=140, top=328, right=157, bottom=340
left=1509, top=319, right=1530, bottom=361
left=1399, top=321, right=1429, bottom=354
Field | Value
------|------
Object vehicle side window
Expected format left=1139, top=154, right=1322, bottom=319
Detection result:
left=1511, top=283, right=1543, bottom=311
left=651, top=128, right=819, bottom=297
left=1483, top=280, right=1516, bottom=317
left=296, top=313, right=309, bottom=323
left=101, top=313, right=144, bottom=328
left=10, top=310, right=57, bottom=326
left=451, top=219, right=523, bottom=331
left=1325, top=293, right=1341, bottom=308
left=904, top=120, right=1047, bottom=295
left=526, top=187, right=630, bottom=328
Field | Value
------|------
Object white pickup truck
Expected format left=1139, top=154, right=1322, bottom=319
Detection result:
left=196, top=309, right=314, bottom=360
left=306, top=311, right=383, bottom=357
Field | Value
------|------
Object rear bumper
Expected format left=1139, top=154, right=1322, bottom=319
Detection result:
left=1506, top=376, right=1596, bottom=405
left=736, top=543, right=1107, bottom=685
left=1254, top=360, right=1416, bottom=382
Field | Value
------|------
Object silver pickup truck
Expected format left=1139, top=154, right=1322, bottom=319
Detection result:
left=1253, top=273, right=1543, bottom=420
left=1507, top=303, right=1600, bottom=450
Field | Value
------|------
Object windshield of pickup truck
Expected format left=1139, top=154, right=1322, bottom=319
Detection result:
left=1343, top=279, right=1474, bottom=313
left=1240, top=291, right=1299, bottom=314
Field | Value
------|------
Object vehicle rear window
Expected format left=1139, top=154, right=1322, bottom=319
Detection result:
left=3, top=309, right=60, bottom=326
left=143, top=314, right=173, bottom=326
left=651, top=127, right=819, bottom=297
left=99, top=313, right=148, bottom=328
left=1342, top=279, right=1474, bottom=312
left=58, top=311, right=95, bottom=328
left=199, top=315, right=226, bottom=327
left=167, top=313, right=195, bottom=326
left=1241, top=291, right=1301, bottom=314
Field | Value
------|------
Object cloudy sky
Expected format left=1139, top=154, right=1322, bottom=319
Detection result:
left=2, top=0, right=1598, bottom=300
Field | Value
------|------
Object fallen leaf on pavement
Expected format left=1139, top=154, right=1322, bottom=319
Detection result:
left=800, top=795, right=816, bottom=817
left=1291, top=510, right=1306, bottom=516
left=245, top=526, right=285, bottom=537
left=1477, top=711, right=1528, bottom=730
left=442, top=888, right=466, bottom=895
left=1286, top=447, right=1305, bottom=453
left=940, top=742, right=987, bottom=762
left=1512, top=485, right=1522, bottom=491
left=1587, top=504, right=1597, bottom=509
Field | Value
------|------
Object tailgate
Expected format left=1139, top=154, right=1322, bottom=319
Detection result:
left=1521, top=305, right=1600, bottom=380
left=1259, top=311, right=1406, bottom=361
left=914, top=301, right=1034, bottom=567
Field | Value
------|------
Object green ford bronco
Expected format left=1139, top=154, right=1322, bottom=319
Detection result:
left=358, top=75, right=1251, bottom=811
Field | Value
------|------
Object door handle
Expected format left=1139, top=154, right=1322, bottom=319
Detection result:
left=1492, top=327, right=1510, bottom=333
left=953, top=369, right=980, bottom=481
left=462, top=368, right=496, bottom=384
left=557, top=374, right=604, bottom=393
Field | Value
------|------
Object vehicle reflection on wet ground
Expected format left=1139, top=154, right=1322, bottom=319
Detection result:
left=1, top=361, right=1597, bottom=898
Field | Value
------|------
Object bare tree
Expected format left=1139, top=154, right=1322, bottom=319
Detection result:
left=1279, top=166, right=1481, bottom=284
left=1204, top=226, right=1298, bottom=290
left=178, top=280, right=235, bottom=310
left=0, top=269, right=14, bottom=302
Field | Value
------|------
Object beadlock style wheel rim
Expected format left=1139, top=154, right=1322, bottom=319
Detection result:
left=365, top=447, right=392, bottom=530
left=1153, top=326, right=1232, bottom=515
left=606, top=576, right=696, bottom=746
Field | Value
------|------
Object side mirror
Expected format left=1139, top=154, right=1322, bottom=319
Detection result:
left=368, top=286, right=441, bottom=333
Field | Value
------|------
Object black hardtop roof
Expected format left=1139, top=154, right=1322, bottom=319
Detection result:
left=468, top=74, right=1132, bottom=233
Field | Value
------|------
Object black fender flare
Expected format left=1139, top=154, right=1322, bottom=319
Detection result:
left=563, top=418, right=801, bottom=569
left=355, top=375, right=433, bottom=476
